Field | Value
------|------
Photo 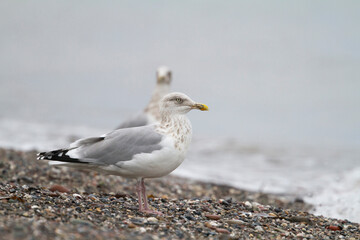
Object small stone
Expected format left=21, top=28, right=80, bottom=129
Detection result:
left=219, top=199, right=230, bottom=206
left=147, top=217, right=158, bottom=224
left=205, top=222, right=216, bottom=229
left=23, top=194, right=32, bottom=200
left=255, top=226, right=264, bottom=232
left=73, top=193, right=82, bottom=199
left=49, top=184, right=70, bottom=193
left=226, top=219, right=246, bottom=225
left=48, top=192, right=59, bottom=197
left=327, top=225, right=342, bottom=231
left=55, top=228, right=64, bottom=235
left=22, top=212, right=30, bottom=217
left=269, top=212, right=277, bottom=217
left=296, top=233, right=305, bottom=237
left=131, top=218, right=146, bottom=226
left=88, top=194, right=98, bottom=201
left=201, top=206, right=211, bottom=212
left=244, top=201, right=252, bottom=209
left=115, top=192, right=127, bottom=198
left=205, top=214, right=221, bottom=220
left=127, top=222, right=136, bottom=228
left=252, top=202, right=261, bottom=208
left=215, top=228, right=230, bottom=234
left=257, top=205, right=269, bottom=211
left=184, top=214, right=196, bottom=221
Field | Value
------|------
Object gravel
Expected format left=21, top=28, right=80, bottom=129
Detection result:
left=0, top=148, right=359, bottom=239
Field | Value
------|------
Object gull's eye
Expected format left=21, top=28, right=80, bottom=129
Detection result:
left=175, top=98, right=183, bottom=104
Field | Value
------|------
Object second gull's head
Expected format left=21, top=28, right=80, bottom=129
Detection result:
left=156, top=66, right=172, bottom=85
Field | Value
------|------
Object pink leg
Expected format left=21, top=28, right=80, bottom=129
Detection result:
left=141, top=178, right=149, bottom=210
left=137, top=178, right=163, bottom=215
left=136, top=180, right=144, bottom=211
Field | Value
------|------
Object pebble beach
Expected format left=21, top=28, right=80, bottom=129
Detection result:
left=0, top=148, right=359, bottom=239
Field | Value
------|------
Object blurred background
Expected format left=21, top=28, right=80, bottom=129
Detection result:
left=0, top=1, right=359, bottom=222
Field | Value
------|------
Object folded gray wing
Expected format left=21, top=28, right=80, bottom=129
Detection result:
left=75, top=125, right=163, bottom=165
left=116, top=112, right=150, bottom=129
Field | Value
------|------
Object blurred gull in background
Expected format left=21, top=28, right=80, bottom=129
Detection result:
left=116, top=66, right=172, bottom=129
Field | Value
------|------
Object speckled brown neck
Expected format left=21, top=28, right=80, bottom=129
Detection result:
left=157, top=115, right=193, bottom=151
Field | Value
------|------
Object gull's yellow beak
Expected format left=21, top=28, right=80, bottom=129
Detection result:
left=193, top=103, right=209, bottom=111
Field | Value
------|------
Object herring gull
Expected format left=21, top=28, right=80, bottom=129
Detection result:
left=116, top=66, right=172, bottom=129
left=38, top=92, right=208, bottom=214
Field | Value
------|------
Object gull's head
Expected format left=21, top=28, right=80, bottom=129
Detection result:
left=156, top=66, right=172, bottom=85
left=160, top=92, right=209, bottom=115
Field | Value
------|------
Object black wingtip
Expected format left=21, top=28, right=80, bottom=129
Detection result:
left=37, top=152, right=46, bottom=160
left=37, top=149, right=87, bottom=164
